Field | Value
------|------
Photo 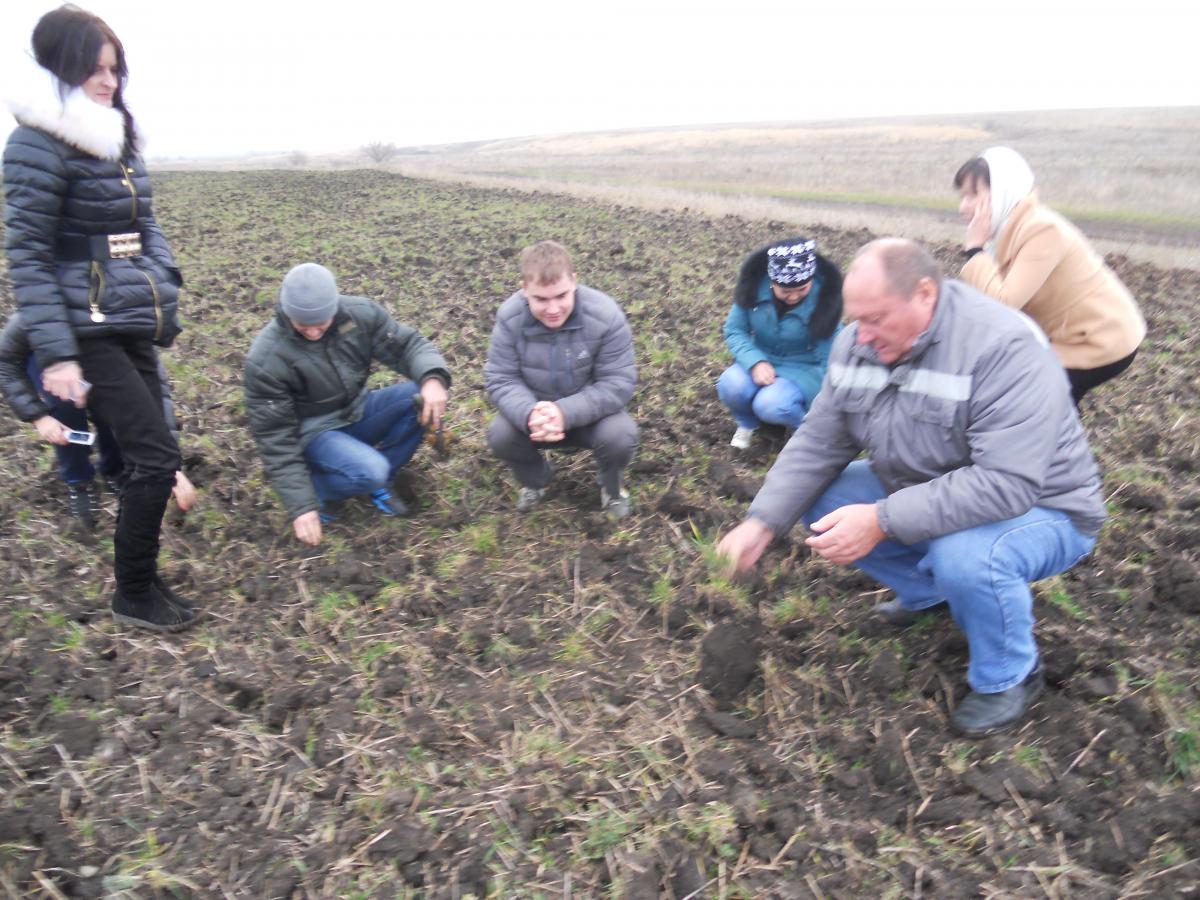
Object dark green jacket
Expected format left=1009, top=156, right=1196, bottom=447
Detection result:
left=243, top=295, right=450, bottom=518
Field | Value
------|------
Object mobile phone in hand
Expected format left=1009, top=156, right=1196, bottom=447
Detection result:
left=65, top=430, right=96, bottom=445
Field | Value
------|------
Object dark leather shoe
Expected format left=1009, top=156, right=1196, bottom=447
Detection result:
left=874, top=598, right=945, bottom=627
left=951, top=667, right=1045, bottom=737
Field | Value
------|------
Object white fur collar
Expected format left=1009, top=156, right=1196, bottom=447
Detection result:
left=5, top=51, right=128, bottom=160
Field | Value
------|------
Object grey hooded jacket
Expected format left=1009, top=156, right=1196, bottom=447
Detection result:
left=485, top=285, right=637, bottom=432
left=747, top=278, right=1106, bottom=543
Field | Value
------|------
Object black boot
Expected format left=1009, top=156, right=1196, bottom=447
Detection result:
left=111, top=582, right=196, bottom=632
left=153, top=575, right=197, bottom=612
left=66, top=481, right=97, bottom=532
left=110, top=477, right=196, bottom=631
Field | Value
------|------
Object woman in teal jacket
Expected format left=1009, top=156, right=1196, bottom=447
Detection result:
left=718, top=237, right=843, bottom=449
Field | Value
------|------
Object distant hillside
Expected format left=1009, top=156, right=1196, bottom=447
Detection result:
left=157, top=108, right=1200, bottom=267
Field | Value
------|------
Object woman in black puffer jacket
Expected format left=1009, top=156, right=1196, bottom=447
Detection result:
left=4, top=5, right=197, bottom=631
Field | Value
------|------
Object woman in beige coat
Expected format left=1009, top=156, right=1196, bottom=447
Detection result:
left=954, top=146, right=1145, bottom=405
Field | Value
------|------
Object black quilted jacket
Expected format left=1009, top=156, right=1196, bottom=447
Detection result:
left=3, top=124, right=183, bottom=368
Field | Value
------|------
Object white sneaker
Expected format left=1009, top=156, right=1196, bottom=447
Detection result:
left=516, top=486, right=546, bottom=513
left=600, top=487, right=631, bottom=519
left=730, top=426, right=756, bottom=450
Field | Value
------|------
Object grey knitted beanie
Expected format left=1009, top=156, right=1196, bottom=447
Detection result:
left=280, top=263, right=339, bottom=324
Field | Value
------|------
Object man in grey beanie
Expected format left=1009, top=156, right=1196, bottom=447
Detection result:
left=244, top=263, right=451, bottom=545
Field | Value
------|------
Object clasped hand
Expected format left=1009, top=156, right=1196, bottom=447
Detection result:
left=527, top=401, right=565, bottom=442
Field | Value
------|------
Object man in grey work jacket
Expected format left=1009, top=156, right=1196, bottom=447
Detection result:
left=718, top=239, right=1105, bottom=737
left=485, top=241, right=638, bottom=518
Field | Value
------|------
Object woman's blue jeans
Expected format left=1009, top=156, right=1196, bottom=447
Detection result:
left=802, top=460, right=1097, bottom=693
left=717, top=364, right=807, bottom=429
left=303, top=382, right=424, bottom=502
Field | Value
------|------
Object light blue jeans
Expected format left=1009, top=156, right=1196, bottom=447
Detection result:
left=303, top=382, right=424, bottom=502
left=717, top=364, right=808, bottom=429
left=802, top=460, right=1097, bottom=693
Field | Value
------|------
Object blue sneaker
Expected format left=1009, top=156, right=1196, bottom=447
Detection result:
left=318, top=500, right=343, bottom=523
left=371, top=488, right=410, bottom=517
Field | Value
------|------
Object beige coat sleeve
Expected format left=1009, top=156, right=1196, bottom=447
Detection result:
left=960, top=219, right=1065, bottom=311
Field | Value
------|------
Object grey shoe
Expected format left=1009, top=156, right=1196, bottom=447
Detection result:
left=516, top=486, right=546, bottom=513
left=951, top=667, right=1045, bottom=737
left=600, top=486, right=631, bottom=519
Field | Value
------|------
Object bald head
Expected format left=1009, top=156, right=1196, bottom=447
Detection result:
left=849, top=238, right=942, bottom=297
left=843, top=238, right=941, bottom=365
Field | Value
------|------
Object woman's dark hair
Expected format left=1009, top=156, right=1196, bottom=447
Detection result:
left=32, top=5, right=137, bottom=158
left=953, top=156, right=990, bottom=191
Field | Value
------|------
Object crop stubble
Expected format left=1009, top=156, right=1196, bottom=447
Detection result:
left=0, top=170, right=1198, bottom=896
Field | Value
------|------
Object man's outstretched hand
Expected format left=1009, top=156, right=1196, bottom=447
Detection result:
left=716, top=518, right=774, bottom=577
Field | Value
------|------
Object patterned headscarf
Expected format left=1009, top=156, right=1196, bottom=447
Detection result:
left=766, top=239, right=817, bottom=285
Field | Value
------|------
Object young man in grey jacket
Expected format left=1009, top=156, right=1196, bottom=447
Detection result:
left=485, top=241, right=638, bottom=518
left=718, top=239, right=1106, bottom=737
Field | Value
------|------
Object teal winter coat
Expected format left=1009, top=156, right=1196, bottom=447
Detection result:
left=723, top=271, right=841, bottom=401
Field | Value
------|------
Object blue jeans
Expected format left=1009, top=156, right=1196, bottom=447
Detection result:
left=716, top=364, right=808, bottom=429
left=303, top=382, right=424, bottom=502
left=802, top=460, right=1097, bottom=693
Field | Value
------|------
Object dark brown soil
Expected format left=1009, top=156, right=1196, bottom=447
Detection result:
left=1, top=170, right=1198, bottom=896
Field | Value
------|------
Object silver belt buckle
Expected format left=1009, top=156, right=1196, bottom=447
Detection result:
left=107, top=233, right=142, bottom=258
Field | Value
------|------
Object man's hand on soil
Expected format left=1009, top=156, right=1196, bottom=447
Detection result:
left=293, top=510, right=322, bottom=546
left=716, top=518, right=775, bottom=576
left=806, top=503, right=885, bottom=564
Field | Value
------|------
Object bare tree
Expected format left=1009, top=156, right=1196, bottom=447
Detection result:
left=361, top=142, right=399, bottom=165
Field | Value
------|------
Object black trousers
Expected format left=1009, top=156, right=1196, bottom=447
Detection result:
left=1066, top=349, right=1137, bottom=407
left=77, top=336, right=180, bottom=597
left=77, top=336, right=178, bottom=479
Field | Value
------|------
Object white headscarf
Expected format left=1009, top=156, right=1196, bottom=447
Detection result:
left=981, top=146, right=1035, bottom=248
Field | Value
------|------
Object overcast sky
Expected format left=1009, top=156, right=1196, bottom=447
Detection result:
left=2, top=0, right=1196, bottom=159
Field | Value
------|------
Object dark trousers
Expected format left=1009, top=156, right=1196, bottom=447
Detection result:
left=487, top=410, right=638, bottom=497
left=77, top=336, right=179, bottom=597
left=1067, top=349, right=1137, bottom=406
